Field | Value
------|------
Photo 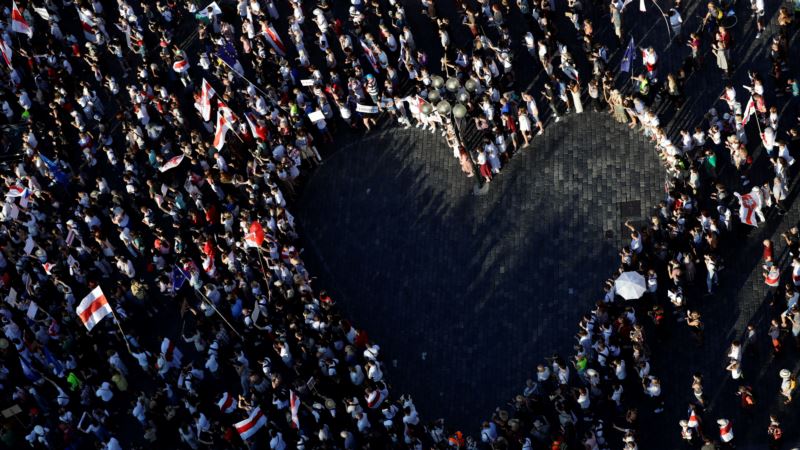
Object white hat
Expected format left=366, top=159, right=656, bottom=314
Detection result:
left=780, top=369, right=791, bottom=378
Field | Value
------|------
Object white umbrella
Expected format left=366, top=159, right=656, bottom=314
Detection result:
left=614, top=271, right=647, bottom=300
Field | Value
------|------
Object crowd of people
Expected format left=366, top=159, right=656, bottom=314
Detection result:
left=0, top=0, right=798, bottom=448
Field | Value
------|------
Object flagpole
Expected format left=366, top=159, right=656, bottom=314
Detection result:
left=193, top=286, right=243, bottom=338
left=215, top=57, right=289, bottom=115
left=108, top=307, right=133, bottom=355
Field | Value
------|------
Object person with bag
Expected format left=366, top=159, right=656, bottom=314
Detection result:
left=767, top=415, right=783, bottom=449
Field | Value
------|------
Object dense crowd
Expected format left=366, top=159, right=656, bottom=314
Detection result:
left=0, top=0, right=798, bottom=449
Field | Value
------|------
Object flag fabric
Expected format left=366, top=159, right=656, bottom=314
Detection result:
left=290, top=390, right=301, bottom=429
left=235, top=407, right=267, bottom=441
left=0, top=37, right=12, bottom=67
left=244, top=112, right=267, bottom=141
left=42, top=262, right=54, bottom=275
left=76, top=286, right=113, bottom=331
left=262, top=25, right=286, bottom=56
left=620, top=37, right=635, bottom=73
left=734, top=189, right=763, bottom=227
left=38, top=153, right=70, bottom=186
left=741, top=96, right=755, bottom=126
left=173, top=59, right=190, bottom=73
left=214, top=110, right=233, bottom=150
left=19, top=355, right=41, bottom=382
left=76, top=8, right=96, bottom=41
left=244, top=221, right=265, bottom=248
left=217, top=40, right=239, bottom=68
left=43, top=346, right=65, bottom=377
left=218, top=392, right=237, bottom=414
left=6, top=186, right=29, bottom=198
left=360, top=39, right=379, bottom=72
left=171, top=265, right=187, bottom=293
left=11, top=1, right=33, bottom=38
left=639, top=0, right=646, bottom=12
left=159, top=154, right=185, bottom=172
left=199, top=79, right=216, bottom=121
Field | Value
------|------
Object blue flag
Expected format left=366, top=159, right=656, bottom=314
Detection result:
left=171, top=265, right=187, bottom=293
left=39, top=153, right=70, bottom=186
left=217, top=40, right=239, bottom=68
left=620, top=37, right=635, bottom=73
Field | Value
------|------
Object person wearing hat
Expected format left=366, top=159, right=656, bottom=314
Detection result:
left=779, top=369, right=796, bottom=404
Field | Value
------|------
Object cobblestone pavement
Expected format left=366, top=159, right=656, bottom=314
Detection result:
left=296, top=0, right=800, bottom=448
left=298, top=114, right=664, bottom=428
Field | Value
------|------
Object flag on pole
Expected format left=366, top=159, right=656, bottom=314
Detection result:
left=171, top=265, right=187, bottom=293
left=159, top=154, right=185, bottom=172
left=244, top=221, right=265, bottom=248
left=11, top=1, right=33, bottom=38
left=217, top=392, right=237, bottom=414
left=198, top=79, right=216, bottom=121
left=235, top=407, right=267, bottom=441
left=360, top=39, right=379, bottom=72
left=741, top=96, right=755, bottom=126
left=290, top=390, right=301, bottom=429
left=262, top=25, right=286, bottom=56
left=0, top=37, right=12, bottom=67
left=214, top=110, right=232, bottom=150
left=620, top=37, right=635, bottom=73
left=76, top=286, right=113, bottom=331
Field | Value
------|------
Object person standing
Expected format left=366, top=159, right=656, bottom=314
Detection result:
left=767, top=415, right=783, bottom=449
left=713, top=26, right=732, bottom=77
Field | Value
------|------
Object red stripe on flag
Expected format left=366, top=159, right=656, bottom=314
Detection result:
left=78, top=294, right=109, bottom=324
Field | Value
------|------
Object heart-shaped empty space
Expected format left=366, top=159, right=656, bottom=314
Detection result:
left=298, top=113, right=664, bottom=427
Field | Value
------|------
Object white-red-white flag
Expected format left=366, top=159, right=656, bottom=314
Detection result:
left=76, top=286, right=113, bottom=331
left=244, top=112, right=267, bottom=141
left=262, top=25, right=286, bottom=56
left=235, top=407, right=267, bottom=441
left=76, top=7, right=96, bottom=41
left=217, top=392, right=237, bottom=414
left=734, top=189, right=763, bottom=227
left=360, top=39, right=379, bottom=72
left=159, top=154, right=185, bottom=172
left=290, top=390, right=300, bottom=429
left=244, top=221, right=265, bottom=248
left=11, top=1, right=33, bottom=38
left=741, top=96, right=755, bottom=126
left=0, top=37, right=12, bottom=67
left=198, top=79, right=216, bottom=121
left=213, top=110, right=232, bottom=150
left=173, top=59, right=190, bottom=73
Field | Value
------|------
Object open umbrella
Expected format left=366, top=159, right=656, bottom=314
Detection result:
left=614, top=271, right=647, bottom=300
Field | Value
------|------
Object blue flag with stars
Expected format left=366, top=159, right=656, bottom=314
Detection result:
left=620, top=37, right=635, bottom=73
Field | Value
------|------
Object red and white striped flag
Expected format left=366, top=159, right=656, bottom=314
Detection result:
left=217, top=392, right=237, bottom=414
left=244, top=221, right=265, bottom=248
left=244, top=112, right=268, bottom=141
left=290, top=390, right=300, bottom=429
left=76, top=7, right=96, bottom=41
left=11, top=1, right=33, bottom=38
left=173, top=59, right=190, bottom=73
left=0, top=37, right=12, bottom=67
left=198, top=79, right=216, bottom=121
left=360, top=39, right=379, bottom=72
left=741, top=96, right=755, bottom=126
left=734, top=189, right=763, bottom=227
left=159, top=154, right=185, bottom=172
left=263, top=25, right=286, bottom=56
left=76, top=286, right=113, bottom=331
left=235, top=407, right=267, bottom=441
left=213, top=110, right=232, bottom=150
